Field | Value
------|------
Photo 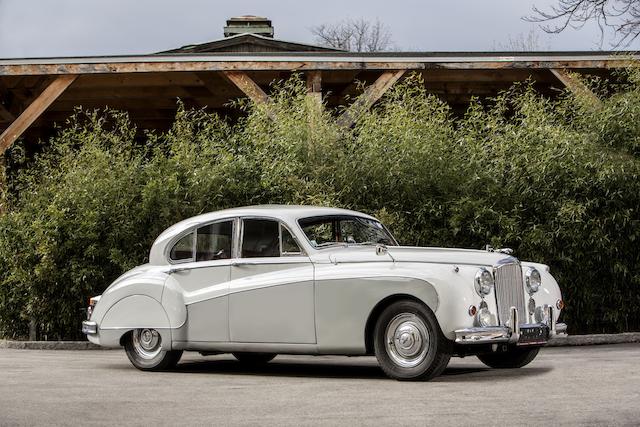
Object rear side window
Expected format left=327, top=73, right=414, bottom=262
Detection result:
left=242, top=219, right=280, bottom=258
left=170, top=233, right=194, bottom=261
left=196, top=221, right=233, bottom=261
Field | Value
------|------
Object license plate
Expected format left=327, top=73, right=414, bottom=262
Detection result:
left=518, top=326, right=549, bottom=345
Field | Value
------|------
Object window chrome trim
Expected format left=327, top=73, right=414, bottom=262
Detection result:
left=296, top=214, right=399, bottom=249
left=238, top=216, right=308, bottom=259
left=166, top=217, right=237, bottom=265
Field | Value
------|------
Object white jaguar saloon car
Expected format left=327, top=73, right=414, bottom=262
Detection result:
left=83, top=205, right=566, bottom=380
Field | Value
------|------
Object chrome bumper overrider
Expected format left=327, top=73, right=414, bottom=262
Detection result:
left=82, top=321, right=97, bottom=335
left=454, top=306, right=568, bottom=345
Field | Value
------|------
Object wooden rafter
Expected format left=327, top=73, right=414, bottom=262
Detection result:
left=550, top=69, right=601, bottom=105
left=222, top=71, right=276, bottom=120
left=337, top=70, right=406, bottom=128
left=223, top=71, right=270, bottom=104
left=0, top=74, right=77, bottom=155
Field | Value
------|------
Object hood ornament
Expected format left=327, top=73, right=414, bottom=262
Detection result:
left=485, top=245, right=514, bottom=255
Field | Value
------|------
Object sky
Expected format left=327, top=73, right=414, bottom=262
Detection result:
left=0, top=0, right=638, bottom=59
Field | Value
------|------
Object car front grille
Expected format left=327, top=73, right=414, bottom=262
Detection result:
left=494, top=262, right=526, bottom=325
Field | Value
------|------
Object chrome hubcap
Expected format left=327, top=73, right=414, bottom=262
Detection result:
left=132, top=328, right=162, bottom=359
left=385, top=313, right=430, bottom=368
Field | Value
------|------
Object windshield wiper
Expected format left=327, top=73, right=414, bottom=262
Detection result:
left=315, top=242, right=348, bottom=248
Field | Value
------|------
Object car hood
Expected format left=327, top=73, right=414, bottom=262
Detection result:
left=312, top=245, right=518, bottom=267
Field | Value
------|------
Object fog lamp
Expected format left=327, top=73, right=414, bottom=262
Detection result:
left=476, top=307, right=496, bottom=327
left=534, top=306, right=546, bottom=323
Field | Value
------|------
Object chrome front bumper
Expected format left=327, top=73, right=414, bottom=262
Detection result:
left=454, top=306, right=567, bottom=345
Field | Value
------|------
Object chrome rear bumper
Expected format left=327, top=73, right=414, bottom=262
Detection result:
left=454, top=306, right=567, bottom=345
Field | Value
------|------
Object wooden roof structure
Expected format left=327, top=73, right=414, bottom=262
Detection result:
left=0, top=50, right=637, bottom=156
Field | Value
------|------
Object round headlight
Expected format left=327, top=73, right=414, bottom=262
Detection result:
left=525, top=267, right=542, bottom=295
left=474, top=268, right=494, bottom=297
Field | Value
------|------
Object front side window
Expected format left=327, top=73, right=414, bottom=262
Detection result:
left=242, top=219, right=280, bottom=258
left=299, top=215, right=397, bottom=248
left=241, top=219, right=305, bottom=258
left=196, top=221, right=233, bottom=261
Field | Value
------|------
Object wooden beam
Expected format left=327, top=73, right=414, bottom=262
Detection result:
left=223, top=71, right=270, bottom=105
left=222, top=71, right=277, bottom=120
left=0, top=74, right=77, bottom=155
left=337, top=70, right=406, bottom=128
left=550, top=69, right=601, bottom=105
left=0, top=55, right=634, bottom=77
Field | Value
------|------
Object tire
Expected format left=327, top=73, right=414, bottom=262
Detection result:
left=232, top=352, right=277, bottom=365
left=124, top=329, right=183, bottom=371
left=373, top=300, right=452, bottom=381
left=477, top=347, right=540, bottom=369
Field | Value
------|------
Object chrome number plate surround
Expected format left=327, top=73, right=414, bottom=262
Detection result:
left=517, top=325, right=549, bottom=346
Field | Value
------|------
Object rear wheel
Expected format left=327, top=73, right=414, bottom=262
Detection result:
left=477, top=347, right=540, bottom=369
left=373, top=300, right=452, bottom=381
left=124, top=329, right=182, bottom=371
left=232, top=352, right=277, bottom=365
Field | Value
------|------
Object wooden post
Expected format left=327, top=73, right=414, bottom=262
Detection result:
left=550, top=69, right=601, bottom=106
left=0, top=74, right=77, bottom=155
left=337, top=70, right=406, bottom=128
left=306, top=71, right=322, bottom=105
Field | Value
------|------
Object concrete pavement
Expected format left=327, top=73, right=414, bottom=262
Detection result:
left=0, top=344, right=639, bottom=426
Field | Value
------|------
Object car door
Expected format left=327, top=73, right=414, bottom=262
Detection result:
left=164, top=218, right=235, bottom=342
left=228, top=217, right=316, bottom=344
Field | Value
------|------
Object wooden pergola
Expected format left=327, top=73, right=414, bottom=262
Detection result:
left=0, top=51, right=636, bottom=156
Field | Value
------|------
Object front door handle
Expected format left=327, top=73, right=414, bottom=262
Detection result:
left=169, top=266, right=190, bottom=274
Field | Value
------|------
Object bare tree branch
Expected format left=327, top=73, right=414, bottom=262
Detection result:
left=311, top=18, right=393, bottom=52
left=526, top=0, right=640, bottom=47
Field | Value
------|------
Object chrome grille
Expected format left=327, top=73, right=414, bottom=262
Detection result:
left=494, top=262, right=526, bottom=325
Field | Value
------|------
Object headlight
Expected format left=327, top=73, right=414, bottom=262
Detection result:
left=474, top=268, right=494, bottom=297
left=525, top=267, right=541, bottom=295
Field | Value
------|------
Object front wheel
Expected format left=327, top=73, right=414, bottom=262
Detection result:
left=124, top=329, right=182, bottom=371
left=477, top=347, right=540, bottom=369
left=374, top=300, right=452, bottom=381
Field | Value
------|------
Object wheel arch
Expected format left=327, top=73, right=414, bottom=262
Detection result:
left=98, top=295, right=172, bottom=349
left=364, top=294, right=433, bottom=355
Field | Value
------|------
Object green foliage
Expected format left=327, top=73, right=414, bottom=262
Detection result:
left=1, top=72, right=639, bottom=339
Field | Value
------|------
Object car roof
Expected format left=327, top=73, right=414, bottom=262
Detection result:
left=148, top=205, right=379, bottom=264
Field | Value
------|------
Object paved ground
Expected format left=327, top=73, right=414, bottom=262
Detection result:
left=0, top=344, right=638, bottom=426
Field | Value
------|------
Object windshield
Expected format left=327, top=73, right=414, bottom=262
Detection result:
left=298, top=215, right=398, bottom=249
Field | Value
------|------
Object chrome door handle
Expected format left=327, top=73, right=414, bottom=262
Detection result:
left=169, top=266, right=189, bottom=274
left=231, top=261, right=258, bottom=266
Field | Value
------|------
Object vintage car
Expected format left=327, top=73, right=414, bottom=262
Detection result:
left=83, top=205, right=567, bottom=380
